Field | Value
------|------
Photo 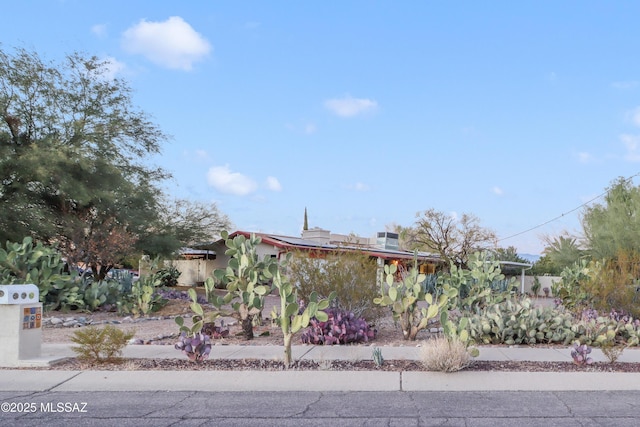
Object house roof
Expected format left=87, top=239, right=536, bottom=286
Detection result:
left=191, top=231, right=534, bottom=273
left=194, top=230, right=443, bottom=263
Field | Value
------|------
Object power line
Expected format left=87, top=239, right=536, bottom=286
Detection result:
left=498, top=172, right=640, bottom=243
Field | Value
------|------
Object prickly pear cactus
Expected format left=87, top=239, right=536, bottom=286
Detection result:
left=374, top=260, right=451, bottom=340
left=270, top=253, right=335, bottom=367
left=0, top=237, right=71, bottom=302
left=210, top=231, right=277, bottom=340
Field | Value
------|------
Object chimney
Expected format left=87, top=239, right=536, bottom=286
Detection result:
left=376, top=232, right=399, bottom=250
left=302, top=227, right=331, bottom=245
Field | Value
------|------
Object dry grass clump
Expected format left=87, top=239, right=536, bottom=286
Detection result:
left=601, top=344, right=625, bottom=364
left=419, top=336, right=472, bottom=373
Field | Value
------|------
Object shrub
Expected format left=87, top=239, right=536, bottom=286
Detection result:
left=419, top=336, right=472, bottom=372
left=300, top=308, right=376, bottom=345
left=551, top=260, right=593, bottom=313
left=118, top=270, right=167, bottom=316
left=202, top=320, right=230, bottom=339
left=71, top=325, right=135, bottom=363
left=157, top=288, right=208, bottom=305
left=531, top=277, right=541, bottom=296
left=155, top=265, right=181, bottom=287
left=570, top=341, right=593, bottom=365
left=174, top=332, right=211, bottom=362
left=466, top=297, right=576, bottom=346
left=286, top=249, right=385, bottom=322
left=582, top=251, right=640, bottom=318
left=601, top=343, right=625, bottom=364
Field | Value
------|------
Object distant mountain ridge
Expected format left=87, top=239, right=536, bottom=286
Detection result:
left=519, top=253, right=541, bottom=263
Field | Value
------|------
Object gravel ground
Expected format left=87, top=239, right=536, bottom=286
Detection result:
left=36, top=358, right=640, bottom=373
left=40, top=296, right=640, bottom=372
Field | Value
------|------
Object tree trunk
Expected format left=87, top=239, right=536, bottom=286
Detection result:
left=283, top=333, right=293, bottom=367
left=407, top=326, right=419, bottom=341
left=241, top=315, right=254, bottom=340
left=401, top=311, right=412, bottom=340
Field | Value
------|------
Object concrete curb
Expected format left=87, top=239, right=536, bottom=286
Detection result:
left=3, top=369, right=640, bottom=392
left=3, top=345, right=640, bottom=392
left=401, top=371, right=640, bottom=391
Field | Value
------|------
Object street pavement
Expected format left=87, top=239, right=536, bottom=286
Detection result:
left=3, top=344, right=640, bottom=425
left=1, top=390, right=640, bottom=426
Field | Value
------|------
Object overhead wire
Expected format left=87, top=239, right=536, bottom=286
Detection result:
left=497, top=171, right=640, bottom=243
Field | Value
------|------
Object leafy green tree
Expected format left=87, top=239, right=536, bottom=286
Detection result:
left=0, top=47, right=229, bottom=278
left=140, top=198, right=233, bottom=257
left=538, top=233, right=586, bottom=274
left=530, top=254, right=563, bottom=276
left=492, top=246, right=529, bottom=264
left=582, top=177, right=640, bottom=261
left=0, top=47, right=168, bottom=278
left=401, top=209, right=497, bottom=269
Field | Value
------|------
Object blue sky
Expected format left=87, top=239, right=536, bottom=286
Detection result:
left=2, top=1, right=640, bottom=255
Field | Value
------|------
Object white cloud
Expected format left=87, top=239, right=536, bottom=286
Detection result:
left=207, top=165, right=257, bottom=196
left=266, top=176, right=282, bottom=191
left=324, top=95, right=378, bottom=118
left=195, top=149, right=209, bottom=161
left=576, top=152, right=593, bottom=164
left=612, top=81, right=639, bottom=90
left=348, top=182, right=370, bottom=191
left=285, top=121, right=317, bottom=135
left=492, top=186, right=504, bottom=196
left=243, top=21, right=260, bottom=30
left=621, top=134, right=640, bottom=162
left=628, top=107, right=640, bottom=127
left=304, top=123, right=317, bottom=134
left=91, top=24, right=108, bottom=38
left=100, top=56, right=126, bottom=80
left=121, top=16, right=211, bottom=71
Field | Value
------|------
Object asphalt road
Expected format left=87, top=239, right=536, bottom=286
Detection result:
left=1, top=390, right=639, bottom=426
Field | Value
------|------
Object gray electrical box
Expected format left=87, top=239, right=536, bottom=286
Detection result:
left=0, top=284, right=42, bottom=366
left=0, top=284, right=39, bottom=304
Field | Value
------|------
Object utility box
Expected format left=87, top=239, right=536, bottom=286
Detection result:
left=0, top=284, right=42, bottom=366
left=0, top=284, right=40, bottom=304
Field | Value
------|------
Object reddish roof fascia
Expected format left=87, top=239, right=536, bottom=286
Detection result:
left=226, top=231, right=441, bottom=263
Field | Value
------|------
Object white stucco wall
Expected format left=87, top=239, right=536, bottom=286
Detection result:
left=522, top=276, right=561, bottom=297
left=171, top=259, right=217, bottom=286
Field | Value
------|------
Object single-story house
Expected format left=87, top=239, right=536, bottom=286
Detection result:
left=172, top=228, right=443, bottom=287
left=170, top=228, right=533, bottom=292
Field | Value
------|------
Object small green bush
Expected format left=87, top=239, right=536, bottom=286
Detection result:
left=155, top=265, right=181, bottom=287
left=70, top=325, right=135, bottom=363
